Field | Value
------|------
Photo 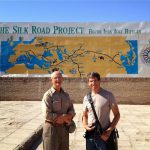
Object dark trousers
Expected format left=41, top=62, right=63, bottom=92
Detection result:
left=86, top=138, right=107, bottom=150
left=43, top=122, right=69, bottom=150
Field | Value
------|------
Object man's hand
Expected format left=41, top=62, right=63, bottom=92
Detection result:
left=54, top=115, right=65, bottom=124
left=54, top=114, right=73, bottom=124
left=63, top=114, right=72, bottom=123
left=100, top=128, right=111, bottom=141
left=84, top=124, right=95, bottom=131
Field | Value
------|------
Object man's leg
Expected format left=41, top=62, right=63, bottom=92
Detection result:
left=60, top=126, right=69, bottom=150
left=86, top=138, right=96, bottom=150
left=43, top=123, right=59, bottom=150
left=95, top=138, right=107, bottom=150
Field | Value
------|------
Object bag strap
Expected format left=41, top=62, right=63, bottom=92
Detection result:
left=87, top=92, right=103, bottom=134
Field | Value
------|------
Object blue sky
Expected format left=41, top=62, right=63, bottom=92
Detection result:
left=0, top=0, right=150, bottom=22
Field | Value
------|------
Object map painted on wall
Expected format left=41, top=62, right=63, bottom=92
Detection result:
left=0, top=36, right=138, bottom=77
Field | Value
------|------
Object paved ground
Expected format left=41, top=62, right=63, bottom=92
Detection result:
left=0, top=101, right=150, bottom=150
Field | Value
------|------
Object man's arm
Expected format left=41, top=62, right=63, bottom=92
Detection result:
left=42, top=92, right=60, bottom=123
left=54, top=114, right=73, bottom=124
left=82, top=110, right=95, bottom=131
left=101, top=104, right=120, bottom=141
left=55, top=95, right=75, bottom=124
left=109, top=104, right=120, bottom=131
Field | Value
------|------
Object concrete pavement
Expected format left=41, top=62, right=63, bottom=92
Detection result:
left=0, top=101, right=150, bottom=150
left=0, top=101, right=43, bottom=150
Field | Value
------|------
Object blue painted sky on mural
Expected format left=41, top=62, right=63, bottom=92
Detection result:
left=0, top=0, right=150, bottom=22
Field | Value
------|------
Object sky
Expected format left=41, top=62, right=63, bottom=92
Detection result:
left=0, top=0, right=150, bottom=22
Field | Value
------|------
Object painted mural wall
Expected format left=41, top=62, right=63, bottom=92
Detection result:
left=0, top=22, right=150, bottom=77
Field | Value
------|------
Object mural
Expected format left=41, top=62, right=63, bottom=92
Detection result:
left=0, top=22, right=150, bottom=77
left=1, top=36, right=138, bottom=77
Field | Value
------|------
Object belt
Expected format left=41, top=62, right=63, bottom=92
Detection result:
left=45, top=120, right=53, bottom=124
left=45, top=120, right=65, bottom=126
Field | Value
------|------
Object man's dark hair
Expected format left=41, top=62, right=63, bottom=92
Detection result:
left=52, top=68, right=59, bottom=72
left=87, top=72, right=101, bottom=81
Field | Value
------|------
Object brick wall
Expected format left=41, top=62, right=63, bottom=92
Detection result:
left=0, top=77, right=150, bottom=104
